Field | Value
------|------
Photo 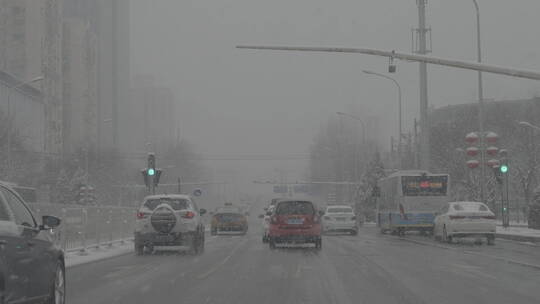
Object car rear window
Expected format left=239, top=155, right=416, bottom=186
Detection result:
left=144, top=198, right=189, bottom=211
left=453, top=203, right=488, bottom=212
left=327, top=207, right=353, bottom=213
left=276, top=201, right=314, bottom=215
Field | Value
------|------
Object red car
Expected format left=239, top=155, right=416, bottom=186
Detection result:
left=268, top=200, right=322, bottom=250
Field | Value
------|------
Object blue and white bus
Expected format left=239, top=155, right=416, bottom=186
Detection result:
left=377, top=170, right=450, bottom=235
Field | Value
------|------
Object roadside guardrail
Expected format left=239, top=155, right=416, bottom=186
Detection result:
left=30, top=203, right=136, bottom=253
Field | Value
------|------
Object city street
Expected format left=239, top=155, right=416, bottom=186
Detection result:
left=67, top=220, right=540, bottom=304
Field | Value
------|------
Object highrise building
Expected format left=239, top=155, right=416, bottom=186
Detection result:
left=62, top=0, right=130, bottom=154
left=125, top=75, right=176, bottom=155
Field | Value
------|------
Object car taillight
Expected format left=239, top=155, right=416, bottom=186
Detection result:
left=136, top=212, right=148, bottom=219
left=482, top=215, right=496, bottom=220
left=182, top=211, right=196, bottom=219
left=449, top=215, right=465, bottom=220
left=313, top=215, right=320, bottom=223
left=270, top=216, right=278, bottom=224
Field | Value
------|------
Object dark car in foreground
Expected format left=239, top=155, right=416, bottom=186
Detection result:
left=0, top=182, right=64, bottom=304
left=268, top=200, right=322, bottom=250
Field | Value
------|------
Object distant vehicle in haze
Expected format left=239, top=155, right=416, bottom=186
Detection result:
left=323, top=205, right=357, bottom=235
left=211, top=205, right=248, bottom=235
left=134, top=194, right=206, bottom=255
left=434, top=202, right=496, bottom=245
left=377, top=170, right=450, bottom=236
left=0, top=181, right=64, bottom=304
left=267, top=200, right=322, bottom=250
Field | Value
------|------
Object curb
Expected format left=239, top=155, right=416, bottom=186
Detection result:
left=495, top=233, right=540, bottom=243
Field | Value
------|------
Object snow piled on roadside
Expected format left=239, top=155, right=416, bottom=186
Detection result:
left=65, top=240, right=134, bottom=268
left=497, top=226, right=540, bottom=238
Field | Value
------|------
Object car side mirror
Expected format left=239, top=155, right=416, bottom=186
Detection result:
left=41, top=215, right=61, bottom=230
left=258, top=214, right=265, bottom=219
left=200, top=208, right=207, bottom=215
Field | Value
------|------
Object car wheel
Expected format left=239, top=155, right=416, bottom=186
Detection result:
left=269, top=238, right=276, bottom=250
left=135, top=243, right=144, bottom=256
left=487, top=235, right=495, bottom=246
left=315, top=238, right=322, bottom=250
left=46, top=261, right=65, bottom=304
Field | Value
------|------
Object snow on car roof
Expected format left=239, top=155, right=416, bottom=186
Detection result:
left=143, top=194, right=191, bottom=200
left=450, top=201, right=489, bottom=211
left=326, top=205, right=352, bottom=209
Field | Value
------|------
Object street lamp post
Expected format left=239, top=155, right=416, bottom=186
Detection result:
left=6, top=76, right=44, bottom=178
left=362, top=70, right=402, bottom=169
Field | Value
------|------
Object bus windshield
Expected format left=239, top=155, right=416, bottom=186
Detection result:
left=401, top=176, right=448, bottom=197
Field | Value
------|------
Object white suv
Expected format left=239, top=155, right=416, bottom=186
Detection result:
left=134, top=194, right=207, bottom=255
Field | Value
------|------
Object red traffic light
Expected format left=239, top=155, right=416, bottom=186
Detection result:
left=486, top=146, right=499, bottom=156
left=467, top=159, right=480, bottom=169
left=465, top=132, right=479, bottom=144
left=466, top=147, right=479, bottom=157
left=487, top=159, right=500, bottom=168
left=486, top=132, right=498, bottom=143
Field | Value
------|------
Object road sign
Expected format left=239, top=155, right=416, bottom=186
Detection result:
left=193, top=188, right=202, bottom=197
left=273, top=185, right=288, bottom=193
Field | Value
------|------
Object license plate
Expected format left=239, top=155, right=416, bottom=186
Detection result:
left=287, top=218, right=304, bottom=225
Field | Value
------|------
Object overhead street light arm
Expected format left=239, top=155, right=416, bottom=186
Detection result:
left=236, top=45, right=540, bottom=81
left=518, top=121, right=540, bottom=132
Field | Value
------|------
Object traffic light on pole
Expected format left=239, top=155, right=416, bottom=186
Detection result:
left=499, top=149, right=509, bottom=174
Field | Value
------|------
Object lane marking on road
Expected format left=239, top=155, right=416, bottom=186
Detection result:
left=196, top=238, right=248, bottom=279
left=396, top=236, right=540, bottom=271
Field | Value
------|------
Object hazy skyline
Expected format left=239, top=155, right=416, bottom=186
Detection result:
left=130, top=0, right=540, bottom=185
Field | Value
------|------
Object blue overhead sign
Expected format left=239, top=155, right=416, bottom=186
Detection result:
left=273, top=185, right=288, bottom=193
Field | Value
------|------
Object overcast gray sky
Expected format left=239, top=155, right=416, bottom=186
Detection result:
left=130, top=0, right=540, bottom=189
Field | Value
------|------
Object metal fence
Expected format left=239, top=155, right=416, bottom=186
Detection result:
left=30, top=203, right=136, bottom=253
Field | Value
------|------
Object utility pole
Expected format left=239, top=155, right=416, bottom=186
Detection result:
left=417, top=0, right=430, bottom=170
left=472, top=0, right=486, bottom=204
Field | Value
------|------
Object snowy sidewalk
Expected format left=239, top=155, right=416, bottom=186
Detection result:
left=65, top=239, right=134, bottom=268
left=496, top=226, right=540, bottom=243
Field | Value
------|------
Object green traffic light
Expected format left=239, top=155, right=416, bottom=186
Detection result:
left=500, top=165, right=508, bottom=173
left=148, top=168, right=155, bottom=176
